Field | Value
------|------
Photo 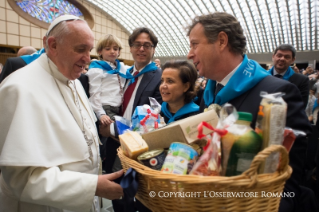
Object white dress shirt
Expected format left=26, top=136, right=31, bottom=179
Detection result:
left=122, top=62, right=151, bottom=121
left=86, top=61, right=126, bottom=119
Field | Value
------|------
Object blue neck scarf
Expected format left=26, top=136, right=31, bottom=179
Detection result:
left=268, top=66, right=295, bottom=80
left=313, top=98, right=319, bottom=113
left=20, top=48, right=45, bottom=64
left=203, top=55, right=270, bottom=106
left=127, top=62, right=158, bottom=85
left=161, top=101, right=199, bottom=124
left=89, top=59, right=129, bottom=78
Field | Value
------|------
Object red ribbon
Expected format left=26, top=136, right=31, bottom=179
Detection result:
left=197, top=121, right=228, bottom=139
left=140, top=108, right=159, bottom=130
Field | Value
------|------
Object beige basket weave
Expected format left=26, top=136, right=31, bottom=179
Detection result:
left=118, top=145, right=292, bottom=212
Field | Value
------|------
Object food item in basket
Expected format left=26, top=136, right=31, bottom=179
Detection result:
left=131, top=105, right=160, bottom=133
left=189, top=139, right=207, bottom=156
left=137, top=149, right=167, bottom=170
left=222, top=112, right=262, bottom=176
left=189, top=134, right=222, bottom=176
left=283, top=128, right=296, bottom=152
left=255, top=106, right=264, bottom=138
left=119, top=131, right=149, bottom=160
left=161, top=142, right=198, bottom=175
left=256, top=92, right=287, bottom=173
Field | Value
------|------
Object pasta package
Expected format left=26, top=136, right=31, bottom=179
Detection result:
left=256, top=92, right=287, bottom=173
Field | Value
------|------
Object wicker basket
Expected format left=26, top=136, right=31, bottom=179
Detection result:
left=118, top=145, right=292, bottom=212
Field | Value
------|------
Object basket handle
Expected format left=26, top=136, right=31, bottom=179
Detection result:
left=242, top=145, right=289, bottom=188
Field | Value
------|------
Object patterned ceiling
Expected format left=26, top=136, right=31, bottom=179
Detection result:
left=87, top=0, right=319, bottom=57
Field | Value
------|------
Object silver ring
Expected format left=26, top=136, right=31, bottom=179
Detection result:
left=119, top=196, right=123, bottom=200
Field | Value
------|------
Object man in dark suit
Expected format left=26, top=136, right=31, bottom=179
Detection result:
left=0, top=46, right=38, bottom=83
left=99, top=27, right=162, bottom=212
left=269, top=44, right=309, bottom=109
left=0, top=57, right=26, bottom=83
left=187, top=12, right=314, bottom=212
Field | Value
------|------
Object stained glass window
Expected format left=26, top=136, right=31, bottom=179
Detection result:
left=15, top=0, right=83, bottom=23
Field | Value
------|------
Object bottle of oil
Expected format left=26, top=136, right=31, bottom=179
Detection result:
left=222, top=112, right=262, bottom=176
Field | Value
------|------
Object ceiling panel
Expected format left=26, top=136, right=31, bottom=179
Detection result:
left=86, top=0, right=319, bottom=57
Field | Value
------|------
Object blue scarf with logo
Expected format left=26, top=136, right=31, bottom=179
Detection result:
left=268, top=66, right=295, bottom=80
left=161, top=101, right=199, bottom=124
left=127, top=62, right=158, bottom=85
left=20, top=48, right=45, bottom=64
left=89, top=59, right=128, bottom=78
left=203, top=55, right=270, bottom=106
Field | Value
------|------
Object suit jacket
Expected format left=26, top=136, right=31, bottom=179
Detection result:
left=200, top=75, right=312, bottom=211
left=77, top=73, right=90, bottom=98
left=288, top=73, right=309, bottom=109
left=0, top=57, right=27, bottom=83
left=131, top=67, right=162, bottom=115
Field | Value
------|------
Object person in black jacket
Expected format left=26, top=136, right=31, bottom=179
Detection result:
left=268, top=44, right=309, bottom=109
left=187, top=12, right=313, bottom=212
left=0, top=57, right=26, bottom=83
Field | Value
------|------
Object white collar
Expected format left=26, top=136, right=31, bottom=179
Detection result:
left=273, top=68, right=287, bottom=76
left=218, top=62, right=242, bottom=86
left=133, top=61, right=152, bottom=74
left=39, top=54, right=69, bottom=85
left=106, top=60, right=117, bottom=69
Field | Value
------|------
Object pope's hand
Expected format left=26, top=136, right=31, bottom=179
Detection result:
left=95, top=170, right=124, bottom=200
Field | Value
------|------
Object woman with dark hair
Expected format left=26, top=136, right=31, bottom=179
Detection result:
left=160, top=60, right=200, bottom=124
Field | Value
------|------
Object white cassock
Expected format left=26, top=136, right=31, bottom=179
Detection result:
left=0, top=54, right=101, bottom=212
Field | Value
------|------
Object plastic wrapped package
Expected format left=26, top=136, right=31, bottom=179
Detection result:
left=190, top=104, right=236, bottom=176
left=256, top=92, right=287, bottom=173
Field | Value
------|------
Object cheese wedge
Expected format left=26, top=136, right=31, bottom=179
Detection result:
left=119, top=131, right=149, bottom=160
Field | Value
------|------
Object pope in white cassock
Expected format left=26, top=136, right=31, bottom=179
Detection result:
left=0, top=15, right=123, bottom=212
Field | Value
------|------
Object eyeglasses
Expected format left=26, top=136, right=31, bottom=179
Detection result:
left=131, top=43, right=154, bottom=50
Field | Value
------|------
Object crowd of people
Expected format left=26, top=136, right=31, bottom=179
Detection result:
left=0, top=11, right=317, bottom=212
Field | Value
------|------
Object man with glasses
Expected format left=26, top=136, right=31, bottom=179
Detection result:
left=100, top=27, right=162, bottom=212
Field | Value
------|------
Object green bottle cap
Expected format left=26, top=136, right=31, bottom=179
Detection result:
left=237, top=112, right=252, bottom=122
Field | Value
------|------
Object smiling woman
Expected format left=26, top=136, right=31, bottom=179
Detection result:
left=160, top=60, right=200, bottom=124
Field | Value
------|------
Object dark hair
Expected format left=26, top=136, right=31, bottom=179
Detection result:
left=128, top=27, right=158, bottom=47
left=273, top=44, right=296, bottom=58
left=162, top=60, right=198, bottom=103
left=187, top=12, right=246, bottom=55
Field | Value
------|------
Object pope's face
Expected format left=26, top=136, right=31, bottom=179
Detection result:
left=55, top=21, right=94, bottom=80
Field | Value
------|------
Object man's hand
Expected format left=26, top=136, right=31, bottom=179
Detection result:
left=309, top=116, right=313, bottom=122
left=100, top=115, right=113, bottom=126
left=95, top=170, right=124, bottom=200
